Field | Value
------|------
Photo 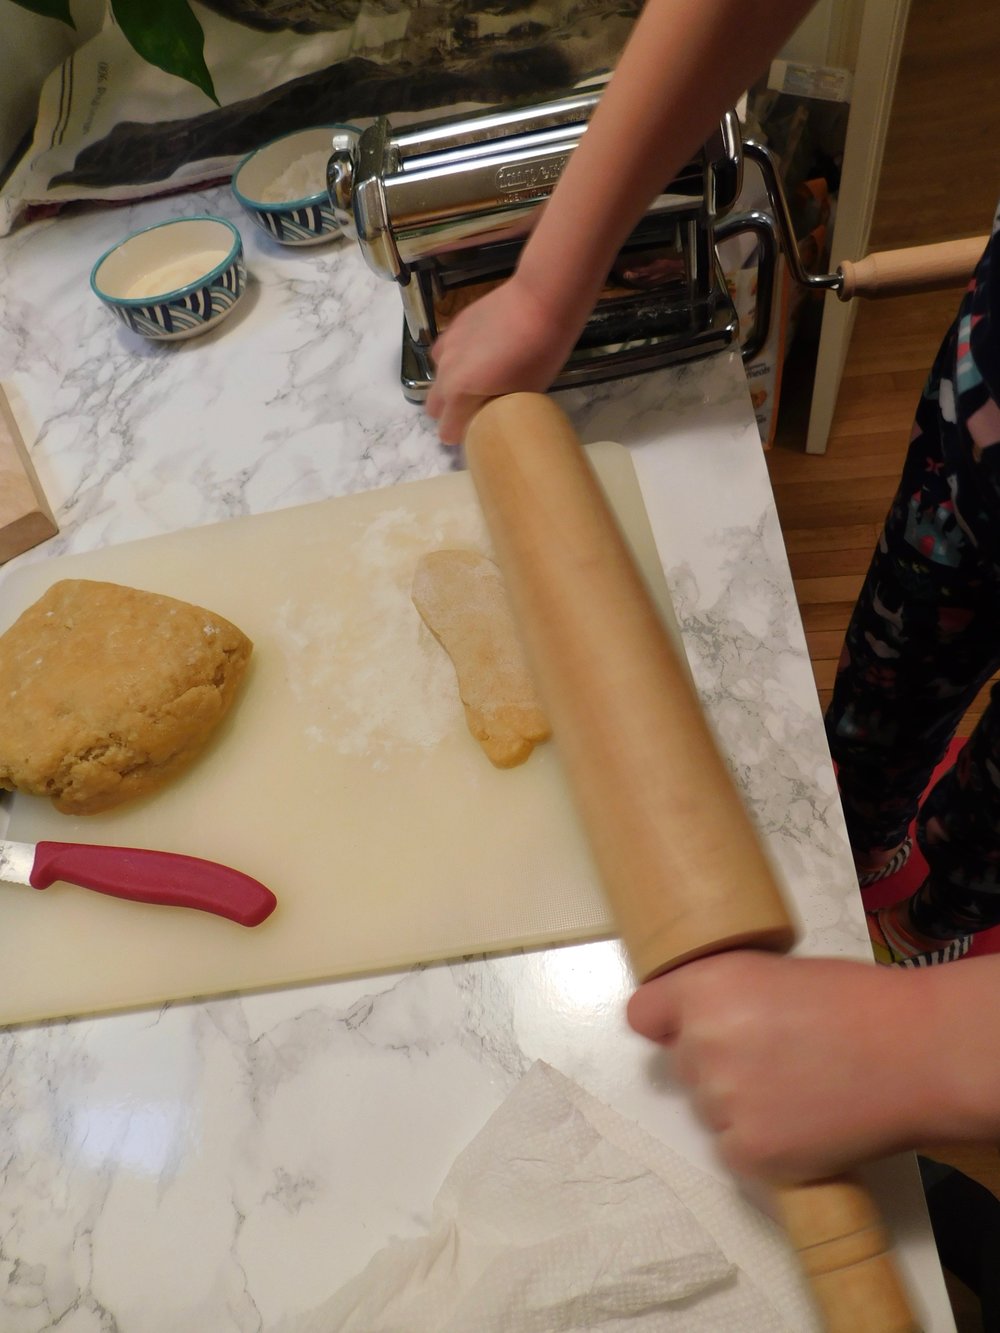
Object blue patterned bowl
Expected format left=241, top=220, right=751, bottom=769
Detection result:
left=91, top=216, right=246, bottom=341
left=231, top=126, right=349, bottom=247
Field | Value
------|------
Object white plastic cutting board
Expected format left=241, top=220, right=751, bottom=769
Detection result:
left=0, top=443, right=683, bottom=1025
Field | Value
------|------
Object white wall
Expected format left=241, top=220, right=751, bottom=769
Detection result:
left=781, top=0, right=864, bottom=68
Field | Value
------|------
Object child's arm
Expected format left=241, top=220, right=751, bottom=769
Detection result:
left=626, top=950, right=1000, bottom=1183
left=426, top=0, right=816, bottom=442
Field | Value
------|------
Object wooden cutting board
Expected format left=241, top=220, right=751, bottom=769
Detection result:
left=0, top=384, right=58, bottom=565
left=0, top=443, right=683, bottom=1025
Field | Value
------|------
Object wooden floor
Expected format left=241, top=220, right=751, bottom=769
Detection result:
left=760, top=5, right=1000, bottom=1325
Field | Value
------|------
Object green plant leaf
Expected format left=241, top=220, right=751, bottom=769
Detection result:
left=10, top=0, right=76, bottom=25
left=111, top=0, right=219, bottom=105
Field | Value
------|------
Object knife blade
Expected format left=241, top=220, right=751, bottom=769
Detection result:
left=0, top=838, right=277, bottom=927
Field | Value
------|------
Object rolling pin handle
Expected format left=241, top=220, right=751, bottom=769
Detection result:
left=775, top=1179, right=921, bottom=1332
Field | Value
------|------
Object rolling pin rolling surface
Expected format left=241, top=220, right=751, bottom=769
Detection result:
left=464, top=393, right=919, bottom=1333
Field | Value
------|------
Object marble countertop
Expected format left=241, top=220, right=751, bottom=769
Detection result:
left=0, top=184, right=953, bottom=1330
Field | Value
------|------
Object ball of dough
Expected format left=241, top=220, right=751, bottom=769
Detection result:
left=0, top=579, right=252, bottom=814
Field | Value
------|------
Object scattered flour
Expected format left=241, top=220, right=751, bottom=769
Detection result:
left=273, top=504, right=490, bottom=764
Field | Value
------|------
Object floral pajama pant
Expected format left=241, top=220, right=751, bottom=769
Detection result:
left=825, top=204, right=1000, bottom=937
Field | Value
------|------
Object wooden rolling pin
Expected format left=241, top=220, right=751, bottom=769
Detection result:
left=464, top=393, right=919, bottom=1333
left=838, top=235, right=988, bottom=301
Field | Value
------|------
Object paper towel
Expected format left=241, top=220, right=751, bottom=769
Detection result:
left=288, top=1062, right=820, bottom=1331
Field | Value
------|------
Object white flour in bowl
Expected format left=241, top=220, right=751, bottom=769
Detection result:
left=124, top=250, right=228, bottom=298
left=258, top=150, right=330, bottom=203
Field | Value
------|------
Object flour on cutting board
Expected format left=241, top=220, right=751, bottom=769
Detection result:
left=274, top=503, right=491, bottom=764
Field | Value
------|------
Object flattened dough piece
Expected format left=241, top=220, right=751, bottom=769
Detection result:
left=412, top=550, right=550, bottom=768
left=0, top=578, right=253, bottom=814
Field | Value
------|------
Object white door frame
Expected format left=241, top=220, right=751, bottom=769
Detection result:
left=805, top=0, right=912, bottom=453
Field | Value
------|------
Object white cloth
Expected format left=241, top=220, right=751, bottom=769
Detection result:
left=290, top=1062, right=820, bottom=1332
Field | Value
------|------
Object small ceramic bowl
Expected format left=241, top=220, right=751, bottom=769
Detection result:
left=231, top=126, right=350, bottom=246
left=91, top=216, right=246, bottom=341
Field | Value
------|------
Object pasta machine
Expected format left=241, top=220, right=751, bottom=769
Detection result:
left=325, top=81, right=830, bottom=401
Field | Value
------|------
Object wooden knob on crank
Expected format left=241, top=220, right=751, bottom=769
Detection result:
left=838, top=235, right=987, bottom=300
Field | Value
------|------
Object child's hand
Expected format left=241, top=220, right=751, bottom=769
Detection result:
left=627, top=951, right=933, bottom=1183
left=425, top=277, right=576, bottom=445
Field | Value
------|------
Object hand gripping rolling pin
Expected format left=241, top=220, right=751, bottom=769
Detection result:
left=464, top=393, right=919, bottom=1333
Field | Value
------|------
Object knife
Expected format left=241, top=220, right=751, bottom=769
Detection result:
left=0, top=838, right=277, bottom=927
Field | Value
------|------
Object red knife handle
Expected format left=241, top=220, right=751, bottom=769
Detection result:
left=30, top=842, right=277, bottom=927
